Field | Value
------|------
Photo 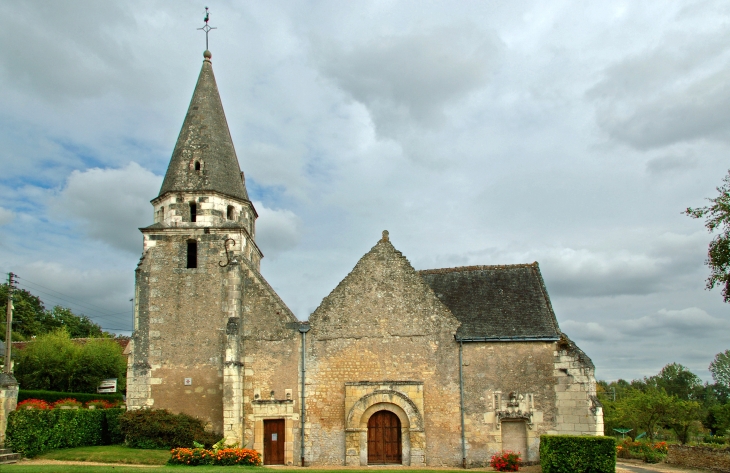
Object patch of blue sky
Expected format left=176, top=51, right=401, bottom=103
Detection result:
left=247, top=177, right=290, bottom=208
left=302, top=148, right=334, bottom=187
left=55, top=138, right=108, bottom=170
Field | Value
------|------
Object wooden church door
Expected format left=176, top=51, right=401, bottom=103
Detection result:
left=264, top=419, right=285, bottom=465
left=367, top=410, right=402, bottom=464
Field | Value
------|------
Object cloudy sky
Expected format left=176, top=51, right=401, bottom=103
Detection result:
left=1, top=0, right=729, bottom=382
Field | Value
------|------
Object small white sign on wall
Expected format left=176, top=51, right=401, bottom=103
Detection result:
left=184, top=378, right=192, bottom=386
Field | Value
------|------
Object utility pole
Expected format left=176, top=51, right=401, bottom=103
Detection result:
left=3, top=272, right=13, bottom=374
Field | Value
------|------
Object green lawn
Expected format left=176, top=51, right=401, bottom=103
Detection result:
left=36, top=445, right=170, bottom=465
left=3, top=446, right=471, bottom=472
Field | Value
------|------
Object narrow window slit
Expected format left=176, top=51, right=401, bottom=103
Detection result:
left=227, top=205, right=234, bottom=220
left=187, top=240, right=198, bottom=268
left=190, top=202, right=197, bottom=222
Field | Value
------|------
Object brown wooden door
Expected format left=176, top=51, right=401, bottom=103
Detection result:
left=264, top=419, right=285, bottom=465
left=367, top=410, right=402, bottom=464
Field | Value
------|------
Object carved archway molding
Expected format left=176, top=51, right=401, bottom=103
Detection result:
left=346, top=389, right=424, bottom=431
left=344, top=384, right=426, bottom=467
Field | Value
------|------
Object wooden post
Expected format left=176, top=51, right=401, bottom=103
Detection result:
left=3, top=273, right=12, bottom=374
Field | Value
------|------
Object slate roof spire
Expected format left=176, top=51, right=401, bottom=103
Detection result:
left=158, top=50, right=249, bottom=201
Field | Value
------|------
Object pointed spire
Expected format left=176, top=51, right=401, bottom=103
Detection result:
left=158, top=51, right=249, bottom=201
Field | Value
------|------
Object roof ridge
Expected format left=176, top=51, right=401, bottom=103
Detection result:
left=418, top=262, right=538, bottom=275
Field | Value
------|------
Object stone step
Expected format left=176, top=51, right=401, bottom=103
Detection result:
left=0, top=452, right=21, bottom=464
left=0, top=449, right=12, bottom=454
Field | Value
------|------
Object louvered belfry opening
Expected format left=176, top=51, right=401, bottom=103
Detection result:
left=367, top=410, right=402, bottom=464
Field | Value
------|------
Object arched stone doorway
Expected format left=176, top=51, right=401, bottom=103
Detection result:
left=345, top=384, right=426, bottom=466
left=367, top=410, right=402, bottom=464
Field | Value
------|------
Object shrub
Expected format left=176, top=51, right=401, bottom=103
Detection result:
left=540, top=435, right=616, bottom=473
left=5, top=407, right=125, bottom=457
left=18, top=389, right=124, bottom=405
left=168, top=447, right=261, bottom=466
left=118, top=409, right=221, bottom=449
left=490, top=451, right=521, bottom=471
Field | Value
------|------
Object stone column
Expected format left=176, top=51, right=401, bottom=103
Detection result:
left=223, top=261, right=243, bottom=445
left=0, top=373, right=19, bottom=448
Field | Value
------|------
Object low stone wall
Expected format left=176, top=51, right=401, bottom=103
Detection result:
left=667, top=445, right=730, bottom=473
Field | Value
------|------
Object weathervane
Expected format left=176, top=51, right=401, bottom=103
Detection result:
left=197, top=7, right=217, bottom=51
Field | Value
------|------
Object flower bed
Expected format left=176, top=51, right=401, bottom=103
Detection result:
left=490, top=450, right=521, bottom=471
left=616, top=439, right=667, bottom=463
left=168, top=447, right=261, bottom=466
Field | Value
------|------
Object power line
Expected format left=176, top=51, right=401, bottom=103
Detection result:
left=14, top=275, right=129, bottom=316
left=13, top=282, right=132, bottom=326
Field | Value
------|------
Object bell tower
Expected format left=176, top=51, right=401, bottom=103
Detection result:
left=127, top=49, right=264, bottom=436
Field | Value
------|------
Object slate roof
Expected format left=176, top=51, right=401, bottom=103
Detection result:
left=418, top=263, right=561, bottom=340
left=158, top=51, right=250, bottom=202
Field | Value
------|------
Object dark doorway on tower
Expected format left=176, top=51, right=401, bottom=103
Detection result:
left=367, top=410, right=402, bottom=464
left=264, top=419, right=285, bottom=465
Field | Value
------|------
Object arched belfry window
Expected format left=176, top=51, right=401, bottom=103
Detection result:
left=194, top=161, right=201, bottom=171
left=190, top=202, right=197, bottom=222
left=227, top=205, right=234, bottom=221
left=187, top=240, right=198, bottom=268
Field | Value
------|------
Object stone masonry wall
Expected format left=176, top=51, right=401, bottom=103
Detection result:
left=462, top=341, right=559, bottom=465
left=0, top=373, right=19, bottom=447
left=238, top=261, right=301, bottom=464
left=305, top=234, right=462, bottom=466
left=667, top=445, right=730, bottom=473
left=550, top=336, right=603, bottom=436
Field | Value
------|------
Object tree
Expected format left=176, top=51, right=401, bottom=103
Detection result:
left=710, top=349, right=730, bottom=390
left=0, top=284, right=106, bottom=340
left=685, top=170, right=730, bottom=302
left=613, top=388, right=675, bottom=441
left=648, top=363, right=703, bottom=400
left=14, top=329, right=126, bottom=393
left=666, top=399, right=703, bottom=444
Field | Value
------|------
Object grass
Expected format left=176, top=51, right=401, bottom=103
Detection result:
left=36, top=445, right=170, bottom=465
left=2, top=446, right=473, bottom=472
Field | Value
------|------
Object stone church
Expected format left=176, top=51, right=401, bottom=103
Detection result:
left=126, top=50, right=604, bottom=467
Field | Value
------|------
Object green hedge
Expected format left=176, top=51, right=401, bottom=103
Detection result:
left=6, top=408, right=125, bottom=457
left=18, top=389, right=124, bottom=404
left=540, top=435, right=616, bottom=473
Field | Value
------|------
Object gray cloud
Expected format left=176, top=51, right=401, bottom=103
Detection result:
left=540, top=232, right=707, bottom=298
left=620, top=307, right=730, bottom=338
left=314, top=26, right=502, bottom=137
left=254, top=201, right=302, bottom=260
left=14, top=260, right=133, bottom=333
left=646, top=155, right=698, bottom=175
left=52, top=163, right=161, bottom=253
left=0, top=1, right=139, bottom=102
left=589, top=28, right=730, bottom=149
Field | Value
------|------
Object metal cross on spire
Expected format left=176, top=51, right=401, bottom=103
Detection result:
left=197, top=6, right=217, bottom=51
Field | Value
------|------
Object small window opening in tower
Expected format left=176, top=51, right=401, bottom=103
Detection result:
left=195, top=161, right=201, bottom=171
left=160, top=206, right=165, bottom=222
left=187, top=240, right=198, bottom=268
left=190, top=202, right=197, bottom=222
left=227, top=205, right=234, bottom=220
